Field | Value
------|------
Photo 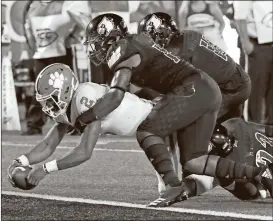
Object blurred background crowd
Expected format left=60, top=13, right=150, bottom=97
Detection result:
left=1, top=1, right=272, bottom=135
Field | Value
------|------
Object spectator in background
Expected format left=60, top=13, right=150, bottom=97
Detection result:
left=22, top=0, right=91, bottom=135
left=221, top=1, right=246, bottom=70
left=130, top=1, right=176, bottom=23
left=178, top=1, right=227, bottom=51
left=234, top=1, right=273, bottom=136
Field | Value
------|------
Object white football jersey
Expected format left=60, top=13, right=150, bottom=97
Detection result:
left=70, top=82, right=153, bottom=136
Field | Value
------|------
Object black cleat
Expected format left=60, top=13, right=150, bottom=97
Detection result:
left=147, top=184, right=189, bottom=207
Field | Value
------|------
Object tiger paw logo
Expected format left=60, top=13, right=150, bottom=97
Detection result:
left=48, top=72, right=64, bottom=89
left=36, top=28, right=58, bottom=48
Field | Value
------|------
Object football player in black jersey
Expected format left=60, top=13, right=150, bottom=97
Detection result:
left=138, top=12, right=251, bottom=125
left=179, top=118, right=273, bottom=201
left=81, top=13, right=272, bottom=207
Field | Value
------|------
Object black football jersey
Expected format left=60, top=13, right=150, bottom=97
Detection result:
left=224, top=118, right=273, bottom=167
left=105, top=33, right=201, bottom=94
left=171, top=30, right=238, bottom=85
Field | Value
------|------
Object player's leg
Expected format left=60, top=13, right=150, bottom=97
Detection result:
left=156, top=134, right=181, bottom=196
left=220, top=178, right=267, bottom=200
left=138, top=72, right=222, bottom=207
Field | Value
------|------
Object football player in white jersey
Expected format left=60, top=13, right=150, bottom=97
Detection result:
left=7, top=63, right=155, bottom=187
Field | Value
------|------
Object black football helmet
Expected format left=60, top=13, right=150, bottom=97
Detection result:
left=138, top=12, right=179, bottom=47
left=84, top=13, right=129, bottom=66
left=209, top=123, right=237, bottom=157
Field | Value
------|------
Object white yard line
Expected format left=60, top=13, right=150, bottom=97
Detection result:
left=2, top=191, right=272, bottom=220
left=2, top=142, right=143, bottom=153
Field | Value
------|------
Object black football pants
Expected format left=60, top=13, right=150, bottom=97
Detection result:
left=138, top=72, right=222, bottom=163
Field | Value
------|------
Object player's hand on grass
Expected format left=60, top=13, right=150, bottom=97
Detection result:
left=7, top=159, right=22, bottom=188
left=27, top=165, right=48, bottom=186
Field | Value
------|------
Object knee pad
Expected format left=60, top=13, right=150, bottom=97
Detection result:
left=136, top=131, right=165, bottom=151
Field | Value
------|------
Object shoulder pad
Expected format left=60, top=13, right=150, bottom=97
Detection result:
left=106, top=38, right=137, bottom=70
left=70, top=82, right=108, bottom=126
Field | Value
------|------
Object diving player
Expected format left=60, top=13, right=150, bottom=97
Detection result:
left=7, top=63, right=154, bottom=188
left=138, top=12, right=251, bottom=124
left=82, top=13, right=272, bottom=207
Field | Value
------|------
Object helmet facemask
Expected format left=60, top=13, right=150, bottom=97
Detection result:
left=85, top=31, right=123, bottom=66
left=84, top=14, right=128, bottom=66
left=85, top=34, right=108, bottom=66
left=36, top=90, right=68, bottom=118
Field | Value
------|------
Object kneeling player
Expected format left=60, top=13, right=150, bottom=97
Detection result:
left=170, top=118, right=273, bottom=201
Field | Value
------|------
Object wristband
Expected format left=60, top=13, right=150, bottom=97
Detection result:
left=17, top=155, right=30, bottom=166
left=43, top=160, right=59, bottom=173
left=42, top=164, right=49, bottom=174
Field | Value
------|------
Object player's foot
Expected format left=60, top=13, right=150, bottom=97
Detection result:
left=147, top=183, right=188, bottom=207
left=256, top=163, right=273, bottom=198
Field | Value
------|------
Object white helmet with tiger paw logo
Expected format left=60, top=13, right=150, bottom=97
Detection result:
left=35, top=63, right=79, bottom=124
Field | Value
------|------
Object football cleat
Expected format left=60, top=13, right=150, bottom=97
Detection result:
left=256, top=163, right=273, bottom=198
left=147, top=184, right=189, bottom=207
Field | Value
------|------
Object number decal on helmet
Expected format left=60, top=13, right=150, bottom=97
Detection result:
left=146, top=14, right=162, bottom=32
left=108, top=46, right=121, bottom=68
left=97, top=17, right=115, bottom=37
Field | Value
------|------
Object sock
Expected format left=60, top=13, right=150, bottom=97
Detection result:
left=145, top=144, right=181, bottom=186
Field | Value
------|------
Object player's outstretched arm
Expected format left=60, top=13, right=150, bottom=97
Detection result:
left=56, top=120, right=101, bottom=170
left=7, top=123, right=68, bottom=187
left=26, top=123, right=69, bottom=164
left=26, top=121, right=102, bottom=186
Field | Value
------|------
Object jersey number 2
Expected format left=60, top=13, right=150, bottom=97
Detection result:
left=80, top=97, right=94, bottom=109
